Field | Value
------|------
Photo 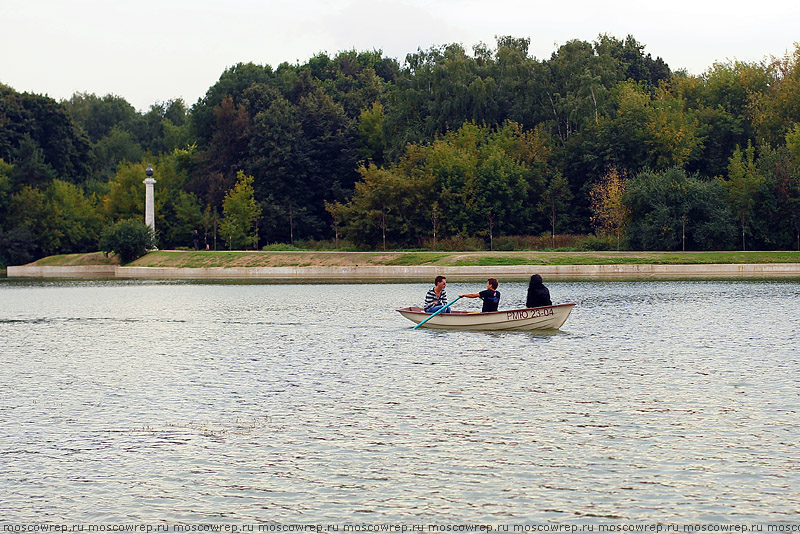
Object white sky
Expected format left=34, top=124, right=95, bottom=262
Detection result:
left=1, top=0, right=798, bottom=112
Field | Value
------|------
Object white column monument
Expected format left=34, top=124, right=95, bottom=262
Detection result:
left=143, top=164, right=156, bottom=232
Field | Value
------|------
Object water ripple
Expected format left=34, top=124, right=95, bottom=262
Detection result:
left=1, top=279, right=798, bottom=522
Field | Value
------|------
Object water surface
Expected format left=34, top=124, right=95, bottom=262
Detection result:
left=1, top=279, right=798, bottom=523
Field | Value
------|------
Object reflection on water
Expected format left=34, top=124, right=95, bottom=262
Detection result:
left=1, top=279, right=799, bottom=523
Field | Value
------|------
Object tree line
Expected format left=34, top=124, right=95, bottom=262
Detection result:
left=2, top=35, right=800, bottom=266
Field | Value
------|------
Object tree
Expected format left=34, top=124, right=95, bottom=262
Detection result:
left=90, top=126, right=144, bottom=181
left=329, top=121, right=547, bottom=248
left=44, top=179, right=103, bottom=254
left=0, top=86, right=92, bottom=184
left=190, top=62, right=273, bottom=148
left=7, top=185, right=52, bottom=257
left=590, top=167, right=630, bottom=250
left=163, top=190, right=203, bottom=250
left=0, top=160, right=35, bottom=266
left=8, top=136, right=57, bottom=189
left=326, top=163, right=423, bottom=250
left=625, top=167, right=734, bottom=250
left=538, top=172, right=573, bottom=248
left=64, top=92, right=139, bottom=143
left=193, top=95, right=252, bottom=207
left=717, top=142, right=764, bottom=250
left=202, top=204, right=220, bottom=251
left=753, top=139, right=800, bottom=249
left=220, top=171, right=261, bottom=250
left=103, top=162, right=148, bottom=224
left=358, top=102, right=386, bottom=163
left=99, top=219, right=154, bottom=263
left=785, top=124, right=800, bottom=248
left=645, top=83, right=702, bottom=168
left=246, top=95, right=310, bottom=242
left=593, top=34, right=671, bottom=90
left=749, top=45, right=800, bottom=146
left=0, top=159, right=11, bottom=230
left=470, top=142, right=530, bottom=249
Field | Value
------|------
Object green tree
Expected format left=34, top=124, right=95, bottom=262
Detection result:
left=163, top=190, right=203, bottom=249
left=544, top=39, right=621, bottom=144
left=7, top=185, right=52, bottom=256
left=0, top=159, right=11, bottom=229
left=538, top=172, right=573, bottom=248
left=99, top=219, right=154, bottom=263
left=190, top=62, right=274, bottom=148
left=0, top=160, right=32, bottom=265
left=626, top=167, right=734, bottom=250
left=786, top=125, right=800, bottom=248
left=645, top=83, right=702, bottom=168
left=749, top=45, right=800, bottom=146
left=593, top=34, right=671, bottom=90
left=44, top=179, right=103, bottom=253
left=327, top=163, right=430, bottom=249
left=64, top=92, right=139, bottom=143
left=330, top=121, right=547, bottom=248
left=590, top=167, right=630, bottom=250
left=220, top=171, right=261, bottom=250
left=751, top=141, right=800, bottom=249
left=90, top=126, right=144, bottom=181
left=195, top=95, right=252, bottom=207
left=717, top=142, right=764, bottom=250
left=8, top=136, right=57, bottom=189
left=358, top=102, right=386, bottom=163
left=0, top=86, right=92, bottom=184
left=102, top=161, right=147, bottom=223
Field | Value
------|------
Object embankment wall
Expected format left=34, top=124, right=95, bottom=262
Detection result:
left=7, top=263, right=800, bottom=280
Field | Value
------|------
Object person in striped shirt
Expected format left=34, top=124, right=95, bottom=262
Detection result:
left=424, top=275, right=450, bottom=313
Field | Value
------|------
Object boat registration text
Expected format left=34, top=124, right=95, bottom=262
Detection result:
left=506, top=308, right=554, bottom=320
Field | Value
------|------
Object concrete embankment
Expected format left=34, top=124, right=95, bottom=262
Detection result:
left=7, top=263, right=800, bottom=280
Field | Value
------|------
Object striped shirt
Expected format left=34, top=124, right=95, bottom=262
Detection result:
left=424, top=286, right=447, bottom=310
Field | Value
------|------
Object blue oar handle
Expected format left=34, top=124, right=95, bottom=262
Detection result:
left=413, top=295, right=463, bottom=330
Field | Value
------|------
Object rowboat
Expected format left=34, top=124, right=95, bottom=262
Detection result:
left=396, top=303, right=576, bottom=331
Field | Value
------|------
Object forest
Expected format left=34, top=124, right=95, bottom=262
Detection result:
left=1, top=34, right=800, bottom=266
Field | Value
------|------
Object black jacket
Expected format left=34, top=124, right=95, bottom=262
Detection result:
left=526, top=275, right=552, bottom=308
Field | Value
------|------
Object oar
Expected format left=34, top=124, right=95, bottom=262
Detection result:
left=413, top=296, right=463, bottom=330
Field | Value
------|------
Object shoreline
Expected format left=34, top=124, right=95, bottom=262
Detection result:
left=7, top=263, right=800, bottom=280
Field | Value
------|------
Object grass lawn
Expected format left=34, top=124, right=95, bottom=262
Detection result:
left=21, top=249, right=800, bottom=268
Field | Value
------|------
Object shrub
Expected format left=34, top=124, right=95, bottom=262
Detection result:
left=292, top=239, right=362, bottom=251
left=262, top=243, right=302, bottom=251
left=99, top=219, right=155, bottom=263
left=577, top=234, right=617, bottom=251
left=420, top=235, right=488, bottom=251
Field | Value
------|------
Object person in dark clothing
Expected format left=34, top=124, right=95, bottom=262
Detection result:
left=460, top=278, right=501, bottom=313
left=526, top=274, right=552, bottom=308
left=192, top=229, right=200, bottom=250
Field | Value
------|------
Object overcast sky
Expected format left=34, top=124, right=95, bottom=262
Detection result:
left=2, top=0, right=798, bottom=112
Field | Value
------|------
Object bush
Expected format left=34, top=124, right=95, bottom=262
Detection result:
left=292, top=239, right=362, bottom=251
left=262, top=243, right=303, bottom=251
left=99, top=219, right=155, bottom=264
left=420, top=235, right=487, bottom=251
left=577, top=234, right=617, bottom=251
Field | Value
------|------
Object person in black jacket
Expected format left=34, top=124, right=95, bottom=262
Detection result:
left=526, top=274, right=552, bottom=308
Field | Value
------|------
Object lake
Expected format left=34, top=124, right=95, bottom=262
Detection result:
left=1, top=278, right=798, bottom=525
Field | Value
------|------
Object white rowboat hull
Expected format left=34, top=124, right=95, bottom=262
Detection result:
left=397, top=303, right=575, bottom=331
